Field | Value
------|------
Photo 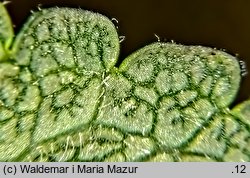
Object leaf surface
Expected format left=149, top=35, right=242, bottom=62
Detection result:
left=0, top=3, right=249, bottom=161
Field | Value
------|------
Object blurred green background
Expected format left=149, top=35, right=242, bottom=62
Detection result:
left=5, top=0, right=250, bottom=107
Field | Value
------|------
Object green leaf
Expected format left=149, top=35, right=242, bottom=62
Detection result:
left=0, top=2, right=14, bottom=60
left=0, top=3, right=249, bottom=161
left=231, top=99, right=250, bottom=127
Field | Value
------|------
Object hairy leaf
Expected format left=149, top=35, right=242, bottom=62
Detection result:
left=0, top=3, right=249, bottom=162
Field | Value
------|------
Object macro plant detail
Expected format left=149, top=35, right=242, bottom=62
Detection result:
left=0, top=2, right=249, bottom=162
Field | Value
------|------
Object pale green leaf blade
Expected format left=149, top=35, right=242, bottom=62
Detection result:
left=116, top=42, right=241, bottom=149
left=0, top=2, right=14, bottom=60
left=0, top=5, right=249, bottom=162
left=0, top=7, right=119, bottom=161
left=231, top=99, right=250, bottom=127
